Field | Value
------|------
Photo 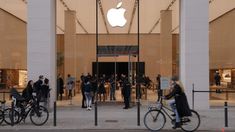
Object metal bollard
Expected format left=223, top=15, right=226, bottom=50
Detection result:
left=192, top=83, right=195, bottom=110
left=54, top=101, right=56, bottom=126
left=224, top=102, right=228, bottom=127
left=11, top=101, right=14, bottom=126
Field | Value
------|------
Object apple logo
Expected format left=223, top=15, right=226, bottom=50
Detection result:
left=107, top=2, right=127, bottom=27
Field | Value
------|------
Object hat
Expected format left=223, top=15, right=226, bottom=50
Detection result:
left=171, top=75, right=178, bottom=81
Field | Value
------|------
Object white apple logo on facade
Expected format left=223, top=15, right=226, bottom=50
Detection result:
left=107, top=2, right=127, bottom=27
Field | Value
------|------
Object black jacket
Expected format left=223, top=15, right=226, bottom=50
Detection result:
left=122, top=79, right=131, bottom=98
left=41, top=84, right=50, bottom=99
left=57, top=77, right=64, bottom=94
left=165, top=83, right=192, bottom=117
left=22, top=85, right=33, bottom=102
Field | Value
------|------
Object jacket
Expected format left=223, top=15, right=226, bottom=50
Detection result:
left=165, top=83, right=192, bottom=117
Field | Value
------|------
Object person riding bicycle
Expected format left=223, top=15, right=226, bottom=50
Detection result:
left=163, top=76, right=191, bottom=129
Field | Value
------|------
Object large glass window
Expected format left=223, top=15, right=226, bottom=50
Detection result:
left=209, top=0, right=235, bottom=103
left=0, top=0, right=27, bottom=101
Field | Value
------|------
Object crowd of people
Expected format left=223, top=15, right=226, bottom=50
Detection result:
left=21, top=75, right=50, bottom=108
left=56, top=73, right=156, bottom=110
left=17, top=72, right=191, bottom=129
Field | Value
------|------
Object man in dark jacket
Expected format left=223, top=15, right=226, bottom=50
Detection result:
left=57, top=74, right=64, bottom=100
left=156, top=74, right=162, bottom=101
left=164, top=76, right=191, bottom=129
left=34, top=75, right=44, bottom=105
left=122, top=76, right=131, bottom=109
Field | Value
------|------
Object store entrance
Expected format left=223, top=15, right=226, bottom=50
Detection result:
left=92, top=62, right=128, bottom=77
left=92, top=61, right=145, bottom=102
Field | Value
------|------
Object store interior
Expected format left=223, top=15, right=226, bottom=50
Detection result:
left=0, top=0, right=235, bottom=106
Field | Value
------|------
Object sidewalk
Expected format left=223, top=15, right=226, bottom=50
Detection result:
left=0, top=101, right=235, bottom=131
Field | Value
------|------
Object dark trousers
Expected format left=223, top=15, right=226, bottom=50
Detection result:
left=124, top=96, right=130, bottom=108
left=82, top=92, right=86, bottom=107
left=68, top=90, right=72, bottom=99
left=216, top=81, right=221, bottom=86
left=157, top=89, right=162, bottom=101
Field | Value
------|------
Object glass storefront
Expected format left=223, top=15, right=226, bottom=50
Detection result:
left=0, top=0, right=234, bottom=106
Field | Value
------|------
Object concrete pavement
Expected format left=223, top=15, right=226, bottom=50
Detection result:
left=0, top=101, right=235, bottom=131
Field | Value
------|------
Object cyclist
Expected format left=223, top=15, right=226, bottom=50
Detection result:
left=163, top=76, right=191, bottom=129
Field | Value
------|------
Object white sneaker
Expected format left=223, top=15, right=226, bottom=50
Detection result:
left=88, top=107, right=92, bottom=110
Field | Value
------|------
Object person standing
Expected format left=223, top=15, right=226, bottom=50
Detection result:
left=110, top=75, right=116, bottom=101
left=34, top=75, right=44, bottom=106
left=90, top=76, right=97, bottom=104
left=22, top=80, right=34, bottom=102
left=80, top=74, right=86, bottom=108
left=84, top=78, right=92, bottom=110
left=122, top=76, right=131, bottom=109
left=214, top=71, right=221, bottom=86
left=156, top=74, right=162, bottom=101
left=57, top=74, right=64, bottom=101
left=66, top=74, right=74, bottom=100
left=41, top=78, right=50, bottom=108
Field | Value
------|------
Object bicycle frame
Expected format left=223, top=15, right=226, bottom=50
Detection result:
left=159, top=104, right=175, bottom=121
left=19, top=103, right=33, bottom=120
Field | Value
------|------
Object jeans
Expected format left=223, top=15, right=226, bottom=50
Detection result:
left=85, top=92, right=92, bottom=108
left=169, top=100, right=180, bottom=123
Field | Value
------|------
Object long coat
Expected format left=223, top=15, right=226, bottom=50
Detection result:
left=122, top=79, right=131, bottom=98
left=165, top=83, right=192, bottom=117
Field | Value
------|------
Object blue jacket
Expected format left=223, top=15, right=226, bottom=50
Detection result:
left=84, top=82, right=92, bottom=93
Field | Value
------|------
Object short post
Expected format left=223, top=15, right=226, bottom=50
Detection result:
left=224, top=102, right=228, bottom=127
left=192, top=83, right=195, bottom=110
left=54, top=101, right=56, bottom=126
left=11, top=101, right=14, bottom=126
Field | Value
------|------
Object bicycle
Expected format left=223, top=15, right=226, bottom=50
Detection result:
left=144, top=96, right=200, bottom=132
left=4, top=90, right=49, bottom=126
left=0, top=99, right=21, bottom=125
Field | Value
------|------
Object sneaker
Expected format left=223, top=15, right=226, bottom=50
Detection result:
left=172, top=122, right=181, bottom=129
left=123, top=107, right=128, bottom=109
left=82, top=106, right=87, bottom=108
left=88, top=107, right=92, bottom=110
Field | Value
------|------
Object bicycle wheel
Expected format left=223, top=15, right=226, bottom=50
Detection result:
left=144, top=109, right=166, bottom=131
left=0, top=110, right=4, bottom=124
left=30, top=106, right=49, bottom=126
left=3, top=108, right=20, bottom=125
left=180, top=110, right=201, bottom=132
